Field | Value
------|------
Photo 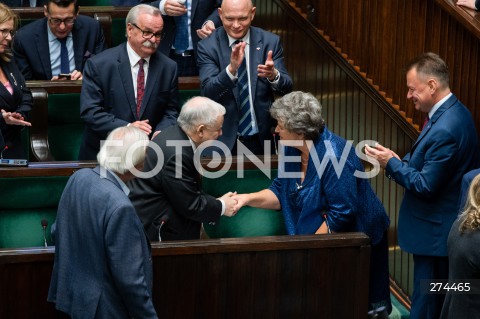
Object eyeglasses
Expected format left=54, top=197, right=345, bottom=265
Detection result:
left=49, top=17, right=76, bottom=26
left=131, top=23, right=164, bottom=40
left=0, top=29, right=15, bottom=39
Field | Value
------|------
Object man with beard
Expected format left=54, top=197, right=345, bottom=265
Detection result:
left=79, top=4, right=179, bottom=160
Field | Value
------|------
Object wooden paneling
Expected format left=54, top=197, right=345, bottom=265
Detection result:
left=0, top=234, right=371, bottom=319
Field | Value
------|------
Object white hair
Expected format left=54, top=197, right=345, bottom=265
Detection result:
left=177, top=96, right=226, bottom=133
left=97, top=126, right=149, bottom=175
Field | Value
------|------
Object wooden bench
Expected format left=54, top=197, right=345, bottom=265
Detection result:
left=26, top=76, right=201, bottom=161
left=0, top=233, right=371, bottom=318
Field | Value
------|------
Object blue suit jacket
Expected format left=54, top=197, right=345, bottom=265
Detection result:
left=197, top=26, right=293, bottom=150
left=79, top=43, right=179, bottom=160
left=12, top=15, right=106, bottom=80
left=146, top=0, right=222, bottom=55
left=48, top=167, right=157, bottom=318
left=386, top=94, right=480, bottom=256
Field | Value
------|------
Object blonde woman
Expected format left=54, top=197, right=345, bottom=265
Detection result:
left=0, top=3, right=32, bottom=159
left=440, top=173, right=480, bottom=318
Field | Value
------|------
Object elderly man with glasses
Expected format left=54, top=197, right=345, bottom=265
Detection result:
left=12, top=0, right=106, bottom=81
left=78, top=4, right=179, bottom=161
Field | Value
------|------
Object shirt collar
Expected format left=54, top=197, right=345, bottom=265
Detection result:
left=228, top=30, right=251, bottom=48
left=105, top=168, right=130, bottom=196
left=126, top=42, right=151, bottom=67
left=429, top=92, right=452, bottom=119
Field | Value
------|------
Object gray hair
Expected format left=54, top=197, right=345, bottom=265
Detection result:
left=270, top=91, right=325, bottom=140
left=405, top=52, right=450, bottom=89
left=97, top=126, right=149, bottom=175
left=177, top=96, right=226, bottom=133
left=125, top=4, right=161, bottom=32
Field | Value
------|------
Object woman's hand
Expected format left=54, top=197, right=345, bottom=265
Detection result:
left=1, top=109, right=31, bottom=126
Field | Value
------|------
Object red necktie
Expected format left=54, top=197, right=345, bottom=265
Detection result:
left=421, top=115, right=429, bottom=131
left=136, top=59, right=145, bottom=118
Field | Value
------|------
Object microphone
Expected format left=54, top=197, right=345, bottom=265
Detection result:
left=1, top=145, right=8, bottom=159
left=41, top=219, right=48, bottom=247
left=270, top=127, right=278, bottom=155
left=158, top=215, right=169, bottom=242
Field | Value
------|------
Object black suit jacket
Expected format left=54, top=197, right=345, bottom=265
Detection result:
left=146, top=0, right=222, bottom=55
left=0, top=59, right=33, bottom=158
left=12, top=15, right=106, bottom=80
left=79, top=43, right=179, bottom=160
left=128, top=125, right=222, bottom=241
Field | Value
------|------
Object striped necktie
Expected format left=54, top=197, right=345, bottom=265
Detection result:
left=236, top=41, right=253, bottom=136
left=174, top=0, right=189, bottom=51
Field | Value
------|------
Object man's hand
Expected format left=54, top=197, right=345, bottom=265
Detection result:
left=220, top=191, right=238, bottom=217
left=129, top=120, right=152, bottom=135
left=228, top=41, right=246, bottom=76
left=196, top=20, right=216, bottom=39
left=70, top=70, right=82, bottom=80
left=164, top=0, right=187, bottom=16
left=364, top=143, right=400, bottom=169
left=457, top=0, right=477, bottom=10
left=257, top=50, right=277, bottom=81
left=1, top=109, right=31, bottom=126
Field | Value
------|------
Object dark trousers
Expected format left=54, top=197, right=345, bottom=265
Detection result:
left=369, top=231, right=392, bottom=313
left=410, top=254, right=449, bottom=319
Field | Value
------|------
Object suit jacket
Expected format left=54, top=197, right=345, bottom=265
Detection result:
left=79, top=43, right=179, bottom=160
left=12, top=15, right=106, bottom=80
left=197, top=26, right=293, bottom=150
left=48, top=167, right=157, bottom=319
left=0, top=59, right=33, bottom=159
left=146, top=0, right=222, bottom=56
left=1, top=0, right=46, bottom=6
left=128, top=124, right=223, bottom=241
left=386, top=94, right=480, bottom=256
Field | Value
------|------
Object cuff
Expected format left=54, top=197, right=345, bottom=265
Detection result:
left=159, top=0, right=167, bottom=15
left=217, top=198, right=226, bottom=216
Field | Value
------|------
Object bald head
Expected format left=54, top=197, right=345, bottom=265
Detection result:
left=219, top=0, right=256, bottom=39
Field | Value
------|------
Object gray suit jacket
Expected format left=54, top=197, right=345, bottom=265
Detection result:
left=48, top=167, right=158, bottom=318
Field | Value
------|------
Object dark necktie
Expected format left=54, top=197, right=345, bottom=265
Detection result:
left=174, top=0, right=189, bottom=51
left=421, top=115, right=430, bottom=131
left=58, top=37, right=70, bottom=74
left=235, top=41, right=253, bottom=136
left=136, top=59, right=145, bottom=118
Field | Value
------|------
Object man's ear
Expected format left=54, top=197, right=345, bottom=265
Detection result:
left=197, top=124, right=206, bottom=138
left=428, top=78, right=437, bottom=94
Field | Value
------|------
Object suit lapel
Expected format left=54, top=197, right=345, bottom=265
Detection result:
left=38, top=19, right=53, bottom=79
left=249, top=28, right=262, bottom=106
left=71, top=21, right=83, bottom=71
left=117, top=45, right=137, bottom=119
left=140, top=53, right=161, bottom=119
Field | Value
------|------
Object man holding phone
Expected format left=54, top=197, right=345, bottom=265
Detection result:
left=13, top=0, right=106, bottom=81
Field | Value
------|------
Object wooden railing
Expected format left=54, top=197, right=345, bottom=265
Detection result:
left=289, top=0, right=480, bottom=136
left=0, top=233, right=371, bottom=318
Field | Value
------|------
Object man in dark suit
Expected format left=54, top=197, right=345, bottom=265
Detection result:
left=365, top=52, right=480, bottom=319
left=12, top=0, right=106, bottom=80
left=146, top=0, right=222, bottom=76
left=48, top=126, right=158, bottom=319
left=1, top=0, right=46, bottom=7
left=196, top=0, right=292, bottom=155
left=128, top=96, right=238, bottom=241
left=79, top=4, right=179, bottom=160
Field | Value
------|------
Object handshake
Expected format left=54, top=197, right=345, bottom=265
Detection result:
left=218, top=192, right=249, bottom=217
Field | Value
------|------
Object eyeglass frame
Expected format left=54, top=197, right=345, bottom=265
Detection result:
left=0, top=29, right=15, bottom=39
left=48, top=17, right=76, bottom=26
left=131, top=23, right=165, bottom=40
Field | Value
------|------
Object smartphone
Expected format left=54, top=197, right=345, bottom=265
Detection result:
left=59, top=73, right=71, bottom=80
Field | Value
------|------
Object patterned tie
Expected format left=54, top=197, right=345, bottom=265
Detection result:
left=236, top=43, right=253, bottom=136
left=174, top=0, right=189, bottom=51
left=421, top=115, right=429, bottom=131
left=58, top=37, right=70, bottom=74
left=136, top=59, right=145, bottom=118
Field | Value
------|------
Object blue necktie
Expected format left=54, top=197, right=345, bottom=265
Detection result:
left=174, top=0, right=189, bottom=51
left=58, top=38, right=70, bottom=74
left=237, top=51, right=253, bottom=136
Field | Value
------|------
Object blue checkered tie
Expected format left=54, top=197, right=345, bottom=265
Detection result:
left=174, top=0, right=189, bottom=51
left=237, top=55, right=253, bottom=136
left=58, top=38, right=70, bottom=74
